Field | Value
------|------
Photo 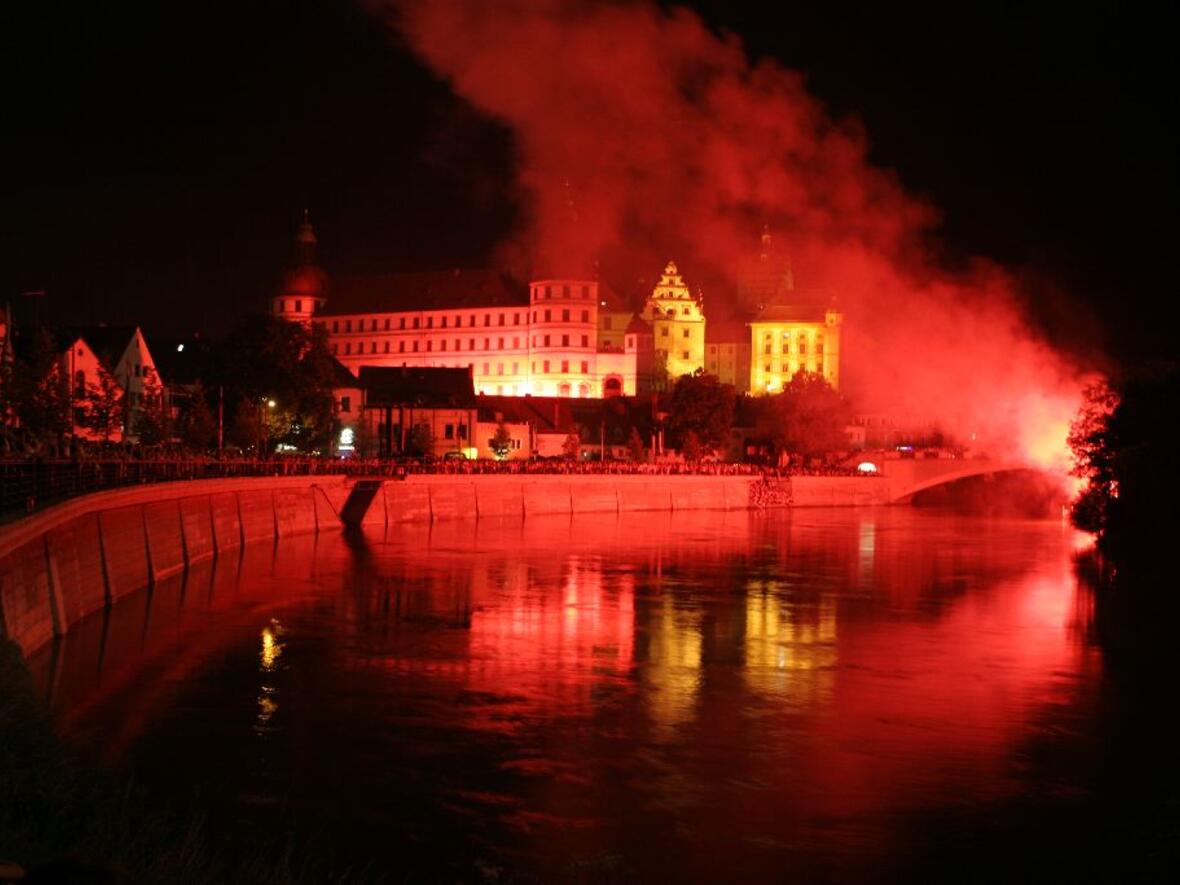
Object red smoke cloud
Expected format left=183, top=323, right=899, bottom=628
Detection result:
left=386, top=0, right=1087, bottom=469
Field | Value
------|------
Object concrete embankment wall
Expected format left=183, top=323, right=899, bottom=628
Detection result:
left=0, top=476, right=351, bottom=658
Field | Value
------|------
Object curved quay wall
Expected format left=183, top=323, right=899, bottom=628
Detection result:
left=0, top=473, right=888, bottom=659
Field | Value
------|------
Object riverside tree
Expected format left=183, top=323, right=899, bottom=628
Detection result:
left=1069, top=365, right=1180, bottom=561
left=210, top=315, right=337, bottom=453
left=766, top=372, right=849, bottom=457
left=665, top=369, right=735, bottom=456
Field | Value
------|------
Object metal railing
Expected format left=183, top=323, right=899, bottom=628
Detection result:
left=0, top=457, right=863, bottom=520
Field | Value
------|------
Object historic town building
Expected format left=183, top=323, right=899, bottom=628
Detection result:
left=274, top=217, right=843, bottom=400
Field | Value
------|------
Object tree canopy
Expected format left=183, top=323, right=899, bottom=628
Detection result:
left=1070, top=365, right=1180, bottom=562
left=209, top=315, right=337, bottom=453
left=665, top=370, right=735, bottom=455
left=765, top=372, right=849, bottom=457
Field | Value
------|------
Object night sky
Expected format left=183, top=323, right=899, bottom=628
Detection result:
left=2, top=1, right=1173, bottom=364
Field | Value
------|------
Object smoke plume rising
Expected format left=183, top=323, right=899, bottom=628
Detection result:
left=385, top=0, right=1087, bottom=469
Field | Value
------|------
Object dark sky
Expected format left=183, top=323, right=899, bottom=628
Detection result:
left=2, top=1, right=1173, bottom=363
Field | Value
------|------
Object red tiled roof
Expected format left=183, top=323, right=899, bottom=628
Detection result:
left=323, top=269, right=528, bottom=316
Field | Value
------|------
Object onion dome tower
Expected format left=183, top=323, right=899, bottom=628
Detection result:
left=272, top=210, right=328, bottom=324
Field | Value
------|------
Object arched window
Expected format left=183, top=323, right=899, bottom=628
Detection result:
left=603, top=377, right=622, bottom=398
left=558, top=382, right=571, bottom=397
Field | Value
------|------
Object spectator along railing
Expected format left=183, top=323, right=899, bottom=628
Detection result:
left=0, top=457, right=866, bottom=519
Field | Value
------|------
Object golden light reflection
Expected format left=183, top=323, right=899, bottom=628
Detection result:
left=743, top=586, right=838, bottom=702
left=644, top=597, right=702, bottom=734
left=260, top=619, right=284, bottom=672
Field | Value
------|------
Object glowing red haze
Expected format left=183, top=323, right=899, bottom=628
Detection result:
left=387, top=0, right=1088, bottom=470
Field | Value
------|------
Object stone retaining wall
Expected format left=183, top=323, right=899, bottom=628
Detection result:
left=0, top=477, right=349, bottom=658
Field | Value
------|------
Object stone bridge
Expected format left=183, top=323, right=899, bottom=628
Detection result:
left=875, top=457, right=1031, bottom=503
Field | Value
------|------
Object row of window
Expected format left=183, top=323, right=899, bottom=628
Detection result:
left=333, top=332, right=601, bottom=356
left=658, top=327, right=694, bottom=338
left=329, top=311, right=525, bottom=334
left=279, top=300, right=305, bottom=314
left=326, top=305, right=599, bottom=335
left=761, top=362, right=823, bottom=374
left=531, top=284, right=593, bottom=300
left=764, top=341, right=824, bottom=355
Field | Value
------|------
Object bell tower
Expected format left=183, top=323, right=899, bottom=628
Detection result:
left=273, top=210, right=328, bottom=324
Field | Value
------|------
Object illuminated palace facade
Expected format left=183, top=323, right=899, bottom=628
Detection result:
left=272, top=217, right=842, bottom=397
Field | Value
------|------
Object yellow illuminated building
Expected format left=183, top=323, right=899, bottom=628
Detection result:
left=748, top=304, right=843, bottom=394
left=641, top=261, right=705, bottom=385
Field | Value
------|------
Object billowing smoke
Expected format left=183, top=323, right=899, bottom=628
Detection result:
left=385, top=0, right=1086, bottom=469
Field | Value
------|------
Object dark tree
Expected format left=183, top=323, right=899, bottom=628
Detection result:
left=490, top=423, right=513, bottom=460
left=82, top=366, right=125, bottom=443
left=627, top=427, right=646, bottom=462
left=766, top=372, right=849, bottom=457
left=176, top=383, right=216, bottom=450
left=1070, top=365, right=1180, bottom=562
left=210, top=315, right=337, bottom=452
left=133, top=367, right=172, bottom=446
left=665, top=370, right=735, bottom=455
left=7, top=328, right=71, bottom=450
left=407, top=422, right=434, bottom=458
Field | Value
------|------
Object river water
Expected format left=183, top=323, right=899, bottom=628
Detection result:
left=28, top=507, right=1152, bottom=881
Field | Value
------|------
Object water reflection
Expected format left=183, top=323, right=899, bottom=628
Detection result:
left=27, top=509, right=1100, bottom=881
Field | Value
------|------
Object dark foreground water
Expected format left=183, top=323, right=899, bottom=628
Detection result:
left=22, top=508, right=1176, bottom=881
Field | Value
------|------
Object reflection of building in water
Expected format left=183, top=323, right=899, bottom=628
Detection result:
left=639, top=596, right=703, bottom=735
left=743, top=585, right=838, bottom=702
